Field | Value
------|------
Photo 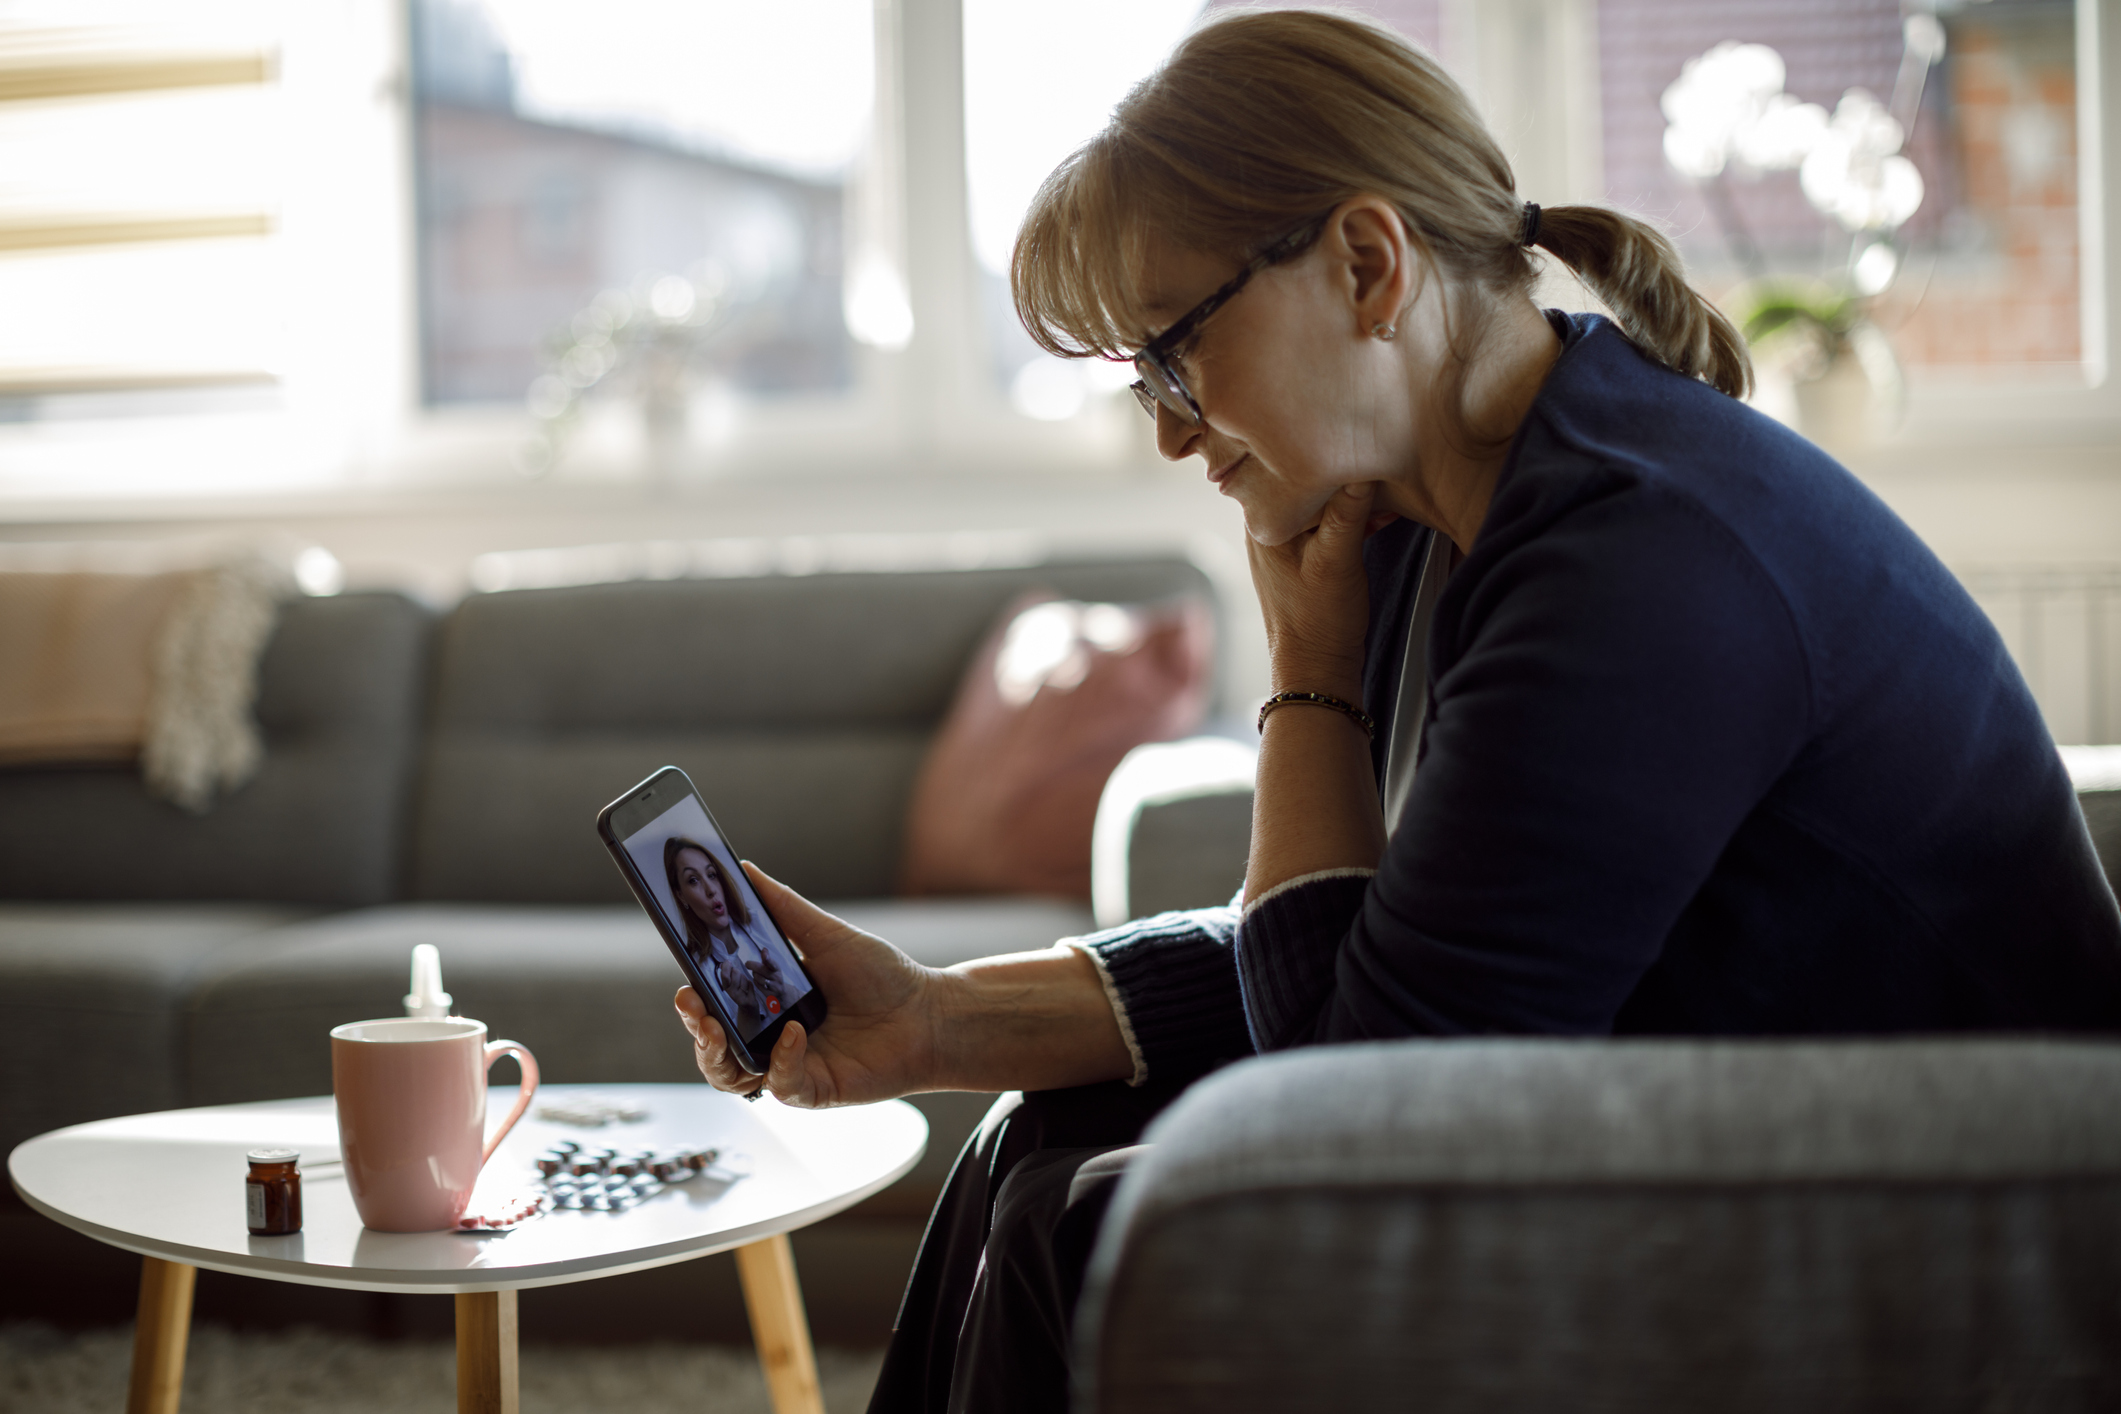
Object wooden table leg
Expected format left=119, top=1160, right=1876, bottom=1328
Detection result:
left=454, top=1290, right=520, bottom=1414
left=735, top=1234, right=824, bottom=1414
left=127, top=1256, right=196, bottom=1414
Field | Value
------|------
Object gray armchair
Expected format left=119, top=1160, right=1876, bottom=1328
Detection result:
left=1076, top=757, right=2121, bottom=1412
left=1077, top=1038, right=2121, bottom=1412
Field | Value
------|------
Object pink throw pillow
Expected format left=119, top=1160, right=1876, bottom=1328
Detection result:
left=900, top=592, right=1214, bottom=900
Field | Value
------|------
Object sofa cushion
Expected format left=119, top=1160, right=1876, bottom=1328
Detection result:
left=410, top=731, right=931, bottom=904
left=183, top=905, right=701, bottom=1108
left=0, top=592, right=432, bottom=905
left=0, top=903, right=313, bottom=1156
left=181, top=897, right=1093, bottom=1107
left=408, top=561, right=1216, bottom=903
left=901, top=594, right=1214, bottom=900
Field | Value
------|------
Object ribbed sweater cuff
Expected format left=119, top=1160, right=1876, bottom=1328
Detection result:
left=1235, top=869, right=1375, bottom=1051
left=1065, top=906, right=1252, bottom=1088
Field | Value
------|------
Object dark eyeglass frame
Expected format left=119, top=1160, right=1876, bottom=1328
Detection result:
left=1129, top=217, right=1328, bottom=426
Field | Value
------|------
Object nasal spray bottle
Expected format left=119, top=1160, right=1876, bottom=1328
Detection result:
left=404, top=943, right=452, bottom=1020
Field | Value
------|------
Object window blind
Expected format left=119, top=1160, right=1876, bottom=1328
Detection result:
left=0, top=9, right=281, bottom=403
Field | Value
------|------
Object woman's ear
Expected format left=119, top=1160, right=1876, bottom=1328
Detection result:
left=1325, top=196, right=1419, bottom=335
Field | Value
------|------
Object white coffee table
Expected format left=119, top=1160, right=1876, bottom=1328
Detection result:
left=8, top=1083, right=927, bottom=1414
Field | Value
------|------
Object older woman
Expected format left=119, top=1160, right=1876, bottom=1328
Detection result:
left=673, top=11, right=2121, bottom=1411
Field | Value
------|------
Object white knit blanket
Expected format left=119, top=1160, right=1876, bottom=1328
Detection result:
left=142, top=557, right=290, bottom=812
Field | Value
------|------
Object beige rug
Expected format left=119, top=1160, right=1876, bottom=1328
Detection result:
left=0, top=1323, right=881, bottom=1414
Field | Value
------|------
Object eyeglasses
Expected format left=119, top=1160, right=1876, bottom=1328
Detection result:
left=1129, top=218, right=1326, bottom=427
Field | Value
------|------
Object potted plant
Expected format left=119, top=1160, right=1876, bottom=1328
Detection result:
left=1728, top=280, right=1903, bottom=450
left=1661, top=21, right=1944, bottom=448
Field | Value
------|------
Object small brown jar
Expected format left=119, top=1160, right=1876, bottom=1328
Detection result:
left=245, top=1148, right=302, bottom=1235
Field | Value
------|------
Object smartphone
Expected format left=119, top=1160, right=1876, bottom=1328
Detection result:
left=596, top=766, right=827, bottom=1074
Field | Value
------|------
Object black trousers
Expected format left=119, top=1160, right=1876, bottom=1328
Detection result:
left=867, top=1078, right=1193, bottom=1414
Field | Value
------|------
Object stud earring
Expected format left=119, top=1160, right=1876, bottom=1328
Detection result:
left=1372, top=323, right=1396, bottom=341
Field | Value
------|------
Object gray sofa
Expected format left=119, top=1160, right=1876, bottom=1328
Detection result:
left=0, top=554, right=1241, bottom=1340
left=1081, top=1037, right=2121, bottom=1411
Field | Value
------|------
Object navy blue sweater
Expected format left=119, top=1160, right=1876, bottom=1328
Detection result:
left=1076, top=314, right=2121, bottom=1085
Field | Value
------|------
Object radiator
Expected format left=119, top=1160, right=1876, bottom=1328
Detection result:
left=1957, top=566, right=2121, bottom=747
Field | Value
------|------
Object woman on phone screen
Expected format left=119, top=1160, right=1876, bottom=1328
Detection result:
left=665, top=837, right=787, bottom=1038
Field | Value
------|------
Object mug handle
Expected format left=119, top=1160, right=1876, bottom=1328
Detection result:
left=479, top=1040, right=541, bottom=1167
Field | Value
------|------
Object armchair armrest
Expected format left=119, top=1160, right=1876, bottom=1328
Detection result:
left=1078, top=1038, right=2121, bottom=1413
left=2062, top=745, right=2121, bottom=891
left=1090, top=737, right=1256, bottom=928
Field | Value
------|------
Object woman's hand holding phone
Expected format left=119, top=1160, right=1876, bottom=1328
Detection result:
left=676, top=863, right=941, bottom=1108
left=677, top=861, right=1139, bottom=1106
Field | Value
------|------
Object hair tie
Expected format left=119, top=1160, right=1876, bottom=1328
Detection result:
left=1520, top=202, right=1542, bottom=247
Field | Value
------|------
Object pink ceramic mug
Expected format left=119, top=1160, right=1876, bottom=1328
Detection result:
left=330, top=1017, right=539, bottom=1232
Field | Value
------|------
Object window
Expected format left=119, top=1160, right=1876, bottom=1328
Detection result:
left=1204, top=1, right=2086, bottom=383
left=409, top=0, right=877, bottom=430
left=961, top=0, right=2090, bottom=423
left=0, top=0, right=2112, bottom=503
left=961, top=0, right=1202, bottom=420
left=1604, top=0, right=2080, bottom=372
left=0, top=3, right=282, bottom=418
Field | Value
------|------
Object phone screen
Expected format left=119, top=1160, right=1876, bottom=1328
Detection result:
left=616, top=791, right=814, bottom=1044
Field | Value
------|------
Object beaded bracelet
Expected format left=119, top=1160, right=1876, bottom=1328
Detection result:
left=1257, top=690, right=1376, bottom=740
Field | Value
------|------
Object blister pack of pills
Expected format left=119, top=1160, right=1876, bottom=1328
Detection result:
left=527, top=1137, right=741, bottom=1213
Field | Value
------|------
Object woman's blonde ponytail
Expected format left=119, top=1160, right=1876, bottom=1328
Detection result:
left=1532, top=205, right=1752, bottom=399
